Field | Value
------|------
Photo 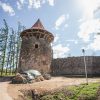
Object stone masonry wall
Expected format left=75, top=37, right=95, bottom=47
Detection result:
left=18, top=36, right=52, bottom=73
left=51, top=56, right=100, bottom=76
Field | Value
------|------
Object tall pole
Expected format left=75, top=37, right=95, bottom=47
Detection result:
left=82, top=49, right=88, bottom=85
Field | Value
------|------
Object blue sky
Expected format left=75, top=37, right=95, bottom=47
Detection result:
left=0, top=0, right=100, bottom=58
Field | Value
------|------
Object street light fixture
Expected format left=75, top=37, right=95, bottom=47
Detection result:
left=82, top=49, right=88, bottom=85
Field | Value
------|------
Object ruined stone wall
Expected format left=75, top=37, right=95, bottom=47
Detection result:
left=92, top=56, right=100, bottom=75
left=51, top=56, right=100, bottom=76
left=18, top=36, right=52, bottom=73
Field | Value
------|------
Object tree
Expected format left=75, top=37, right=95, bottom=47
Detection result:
left=0, top=19, right=25, bottom=76
left=0, top=19, right=9, bottom=76
left=15, top=22, right=25, bottom=73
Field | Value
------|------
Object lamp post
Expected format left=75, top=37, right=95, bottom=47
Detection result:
left=82, top=49, right=88, bottom=85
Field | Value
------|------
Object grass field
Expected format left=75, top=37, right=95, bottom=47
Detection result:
left=0, top=72, right=15, bottom=77
left=41, top=82, right=100, bottom=100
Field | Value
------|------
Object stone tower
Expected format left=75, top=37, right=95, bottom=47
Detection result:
left=18, top=19, right=54, bottom=73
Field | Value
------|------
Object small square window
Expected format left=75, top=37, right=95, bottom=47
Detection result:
left=35, top=44, right=38, bottom=48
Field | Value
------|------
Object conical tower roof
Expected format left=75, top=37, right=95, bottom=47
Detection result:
left=20, top=19, right=54, bottom=43
left=31, top=19, right=45, bottom=29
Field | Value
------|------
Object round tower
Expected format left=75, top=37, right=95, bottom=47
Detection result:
left=18, top=19, right=54, bottom=73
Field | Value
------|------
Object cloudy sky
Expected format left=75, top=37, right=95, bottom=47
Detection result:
left=0, top=0, right=100, bottom=58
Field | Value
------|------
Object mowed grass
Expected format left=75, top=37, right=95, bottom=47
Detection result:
left=41, top=82, right=100, bottom=100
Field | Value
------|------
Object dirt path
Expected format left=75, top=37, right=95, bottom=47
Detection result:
left=0, top=77, right=100, bottom=100
left=0, top=82, right=12, bottom=100
left=8, top=77, right=100, bottom=100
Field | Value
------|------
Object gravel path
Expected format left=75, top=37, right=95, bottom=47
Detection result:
left=0, top=82, right=12, bottom=100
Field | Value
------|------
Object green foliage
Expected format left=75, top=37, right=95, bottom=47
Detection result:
left=40, top=83, right=100, bottom=100
left=77, top=83, right=99, bottom=100
left=1, top=72, right=15, bottom=76
left=41, top=95, right=55, bottom=100
left=0, top=19, right=9, bottom=76
left=41, top=93, right=67, bottom=100
left=0, top=19, right=25, bottom=76
left=66, top=83, right=99, bottom=100
left=0, top=68, right=15, bottom=76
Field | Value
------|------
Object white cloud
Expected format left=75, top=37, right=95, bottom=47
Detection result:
left=88, top=35, right=100, bottom=51
left=33, top=0, right=41, bottom=9
left=0, top=1, right=15, bottom=16
left=77, top=0, right=100, bottom=21
left=28, top=0, right=54, bottom=9
left=77, top=0, right=100, bottom=42
left=55, top=14, right=69, bottom=30
left=78, top=19, right=100, bottom=42
left=28, top=0, right=43, bottom=9
left=47, top=0, right=55, bottom=6
left=17, top=0, right=25, bottom=10
left=28, top=0, right=33, bottom=8
left=53, top=44, right=70, bottom=58
left=52, top=34, right=70, bottom=58
left=17, top=1, right=22, bottom=10
left=53, top=34, right=59, bottom=43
